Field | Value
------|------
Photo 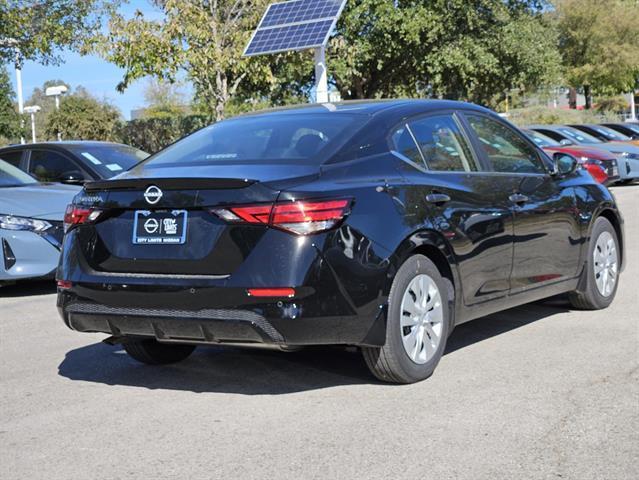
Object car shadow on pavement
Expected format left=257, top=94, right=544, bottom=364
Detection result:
left=57, top=296, right=572, bottom=395
left=0, top=279, right=57, bottom=297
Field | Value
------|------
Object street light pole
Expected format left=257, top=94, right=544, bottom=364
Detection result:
left=24, top=106, right=41, bottom=143
left=45, top=85, right=68, bottom=141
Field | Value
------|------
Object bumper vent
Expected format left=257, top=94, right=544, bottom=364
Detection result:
left=64, top=302, right=285, bottom=343
left=2, top=239, right=16, bottom=270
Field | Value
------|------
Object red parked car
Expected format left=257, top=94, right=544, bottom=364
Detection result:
left=523, top=129, right=619, bottom=185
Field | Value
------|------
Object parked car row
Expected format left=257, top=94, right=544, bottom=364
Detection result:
left=0, top=142, right=149, bottom=285
left=524, top=123, right=639, bottom=185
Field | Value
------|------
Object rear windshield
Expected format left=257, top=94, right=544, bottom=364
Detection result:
left=67, top=145, right=149, bottom=178
left=142, top=113, right=366, bottom=168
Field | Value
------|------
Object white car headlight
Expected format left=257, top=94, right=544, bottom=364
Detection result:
left=0, top=215, right=52, bottom=232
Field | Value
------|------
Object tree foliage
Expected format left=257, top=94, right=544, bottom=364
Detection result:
left=329, top=0, right=560, bottom=107
left=0, top=64, right=21, bottom=142
left=98, top=0, right=291, bottom=121
left=0, top=0, right=118, bottom=65
left=45, top=93, right=121, bottom=141
left=553, top=0, right=639, bottom=106
left=115, top=114, right=208, bottom=153
left=140, top=78, right=190, bottom=119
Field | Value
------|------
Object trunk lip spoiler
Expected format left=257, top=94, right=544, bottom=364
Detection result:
left=84, top=177, right=257, bottom=192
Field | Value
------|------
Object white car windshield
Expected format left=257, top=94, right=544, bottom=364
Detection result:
left=0, top=160, right=38, bottom=188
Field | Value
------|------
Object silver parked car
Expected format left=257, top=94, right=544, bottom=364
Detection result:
left=0, top=159, right=80, bottom=285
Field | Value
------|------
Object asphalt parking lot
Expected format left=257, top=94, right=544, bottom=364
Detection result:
left=1, top=185, right=638, bottom=480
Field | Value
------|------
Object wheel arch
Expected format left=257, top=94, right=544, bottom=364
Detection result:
left=593, top=207, right=625, bottom=270
left=387, top=229, right=462, bottom=327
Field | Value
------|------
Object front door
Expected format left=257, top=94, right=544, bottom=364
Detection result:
left=464, top=114, right=582, bottom=292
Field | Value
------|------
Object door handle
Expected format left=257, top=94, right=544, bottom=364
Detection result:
left=425, top=193, right=451, bottom=205
left=509, top=193, right=529, bottom=205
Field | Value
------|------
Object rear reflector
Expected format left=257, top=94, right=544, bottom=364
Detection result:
left=247, top=288, right=295, bottom=298
left=63, top=205, right=102, bottom=232
left=56, top=280, right=72, bottom=290
left=213, top=199, right=351, bottom=235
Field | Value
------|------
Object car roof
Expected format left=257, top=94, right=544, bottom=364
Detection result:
left=236, top=99, right=492, bottom=119
left=527, top=125, right=574, bottom=131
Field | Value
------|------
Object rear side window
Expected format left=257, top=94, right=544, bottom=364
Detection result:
left=0, top=150, right=23, bottom=167
left=390, top=127, right=423, bottom=164
left=143, top=113, right=367, bottom=167
left=391, top=114, right=478, bottom=172
left=29, top=150, right=86, bottom=182
left=466, top=115, right=545, bottom=174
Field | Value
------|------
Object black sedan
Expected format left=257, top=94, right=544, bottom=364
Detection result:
left=0, top=141, right=149, bottom=185
left=56, top=100, right=624, bottom=384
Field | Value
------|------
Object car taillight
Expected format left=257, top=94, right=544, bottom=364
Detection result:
left=212, top=199, right=351, bottom=235
left=63, top=205, right=102, bottom=232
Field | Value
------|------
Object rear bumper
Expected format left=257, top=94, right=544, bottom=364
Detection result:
left=56, top=225, right=393, bottom=347
left=57, top=288, right=387, bottom=347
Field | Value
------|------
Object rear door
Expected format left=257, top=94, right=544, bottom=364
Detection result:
left=464, top=114, right=582, bottom=292
left=390, top=111, right=515, bottom=306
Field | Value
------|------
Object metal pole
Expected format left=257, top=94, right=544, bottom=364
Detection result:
left=630, top=91, right=637, bottom=121
left=314, top=46, right=329, bottom=104
left=14, top=47, right=25, bottom=144
left=30, top=112, right=36, bottom=143
left=55, top=95, right=61, bottom=141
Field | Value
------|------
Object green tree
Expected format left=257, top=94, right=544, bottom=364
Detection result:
left=45, top=93, right=121, bottom=141
left=98, top=0, right=290, bottom=121
left=553, top=0, right=639, bottom=109
left=140, top=78, right=189, bottom=119
left=0, top=63, right=20, bottom=142
left=0, top=0, right=118, bottom=65
left=330, top=0, right=560, bottom=107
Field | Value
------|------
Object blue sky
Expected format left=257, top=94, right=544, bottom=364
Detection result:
left=8, top=1, right=170, bottom=120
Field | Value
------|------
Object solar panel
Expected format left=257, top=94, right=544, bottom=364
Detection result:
left=243, top=0, right=346, bottom=57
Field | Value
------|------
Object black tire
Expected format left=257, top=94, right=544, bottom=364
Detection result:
left=362, top=254, right=451, bottom=384
left=123, top=339, right=196, bottom=365
left=569, top=217, right=620, bottom=310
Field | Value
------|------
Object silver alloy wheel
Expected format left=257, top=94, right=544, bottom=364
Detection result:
left=399, top=274, right=444, bottom=365
left=593, top=231, right=618, bottom=297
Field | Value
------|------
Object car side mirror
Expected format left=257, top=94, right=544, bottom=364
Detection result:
left=58, top=171, right=86, bottom=185
left=552, top=152, right=578, bottom=176
left=559, top=139, right=574, bottom=146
